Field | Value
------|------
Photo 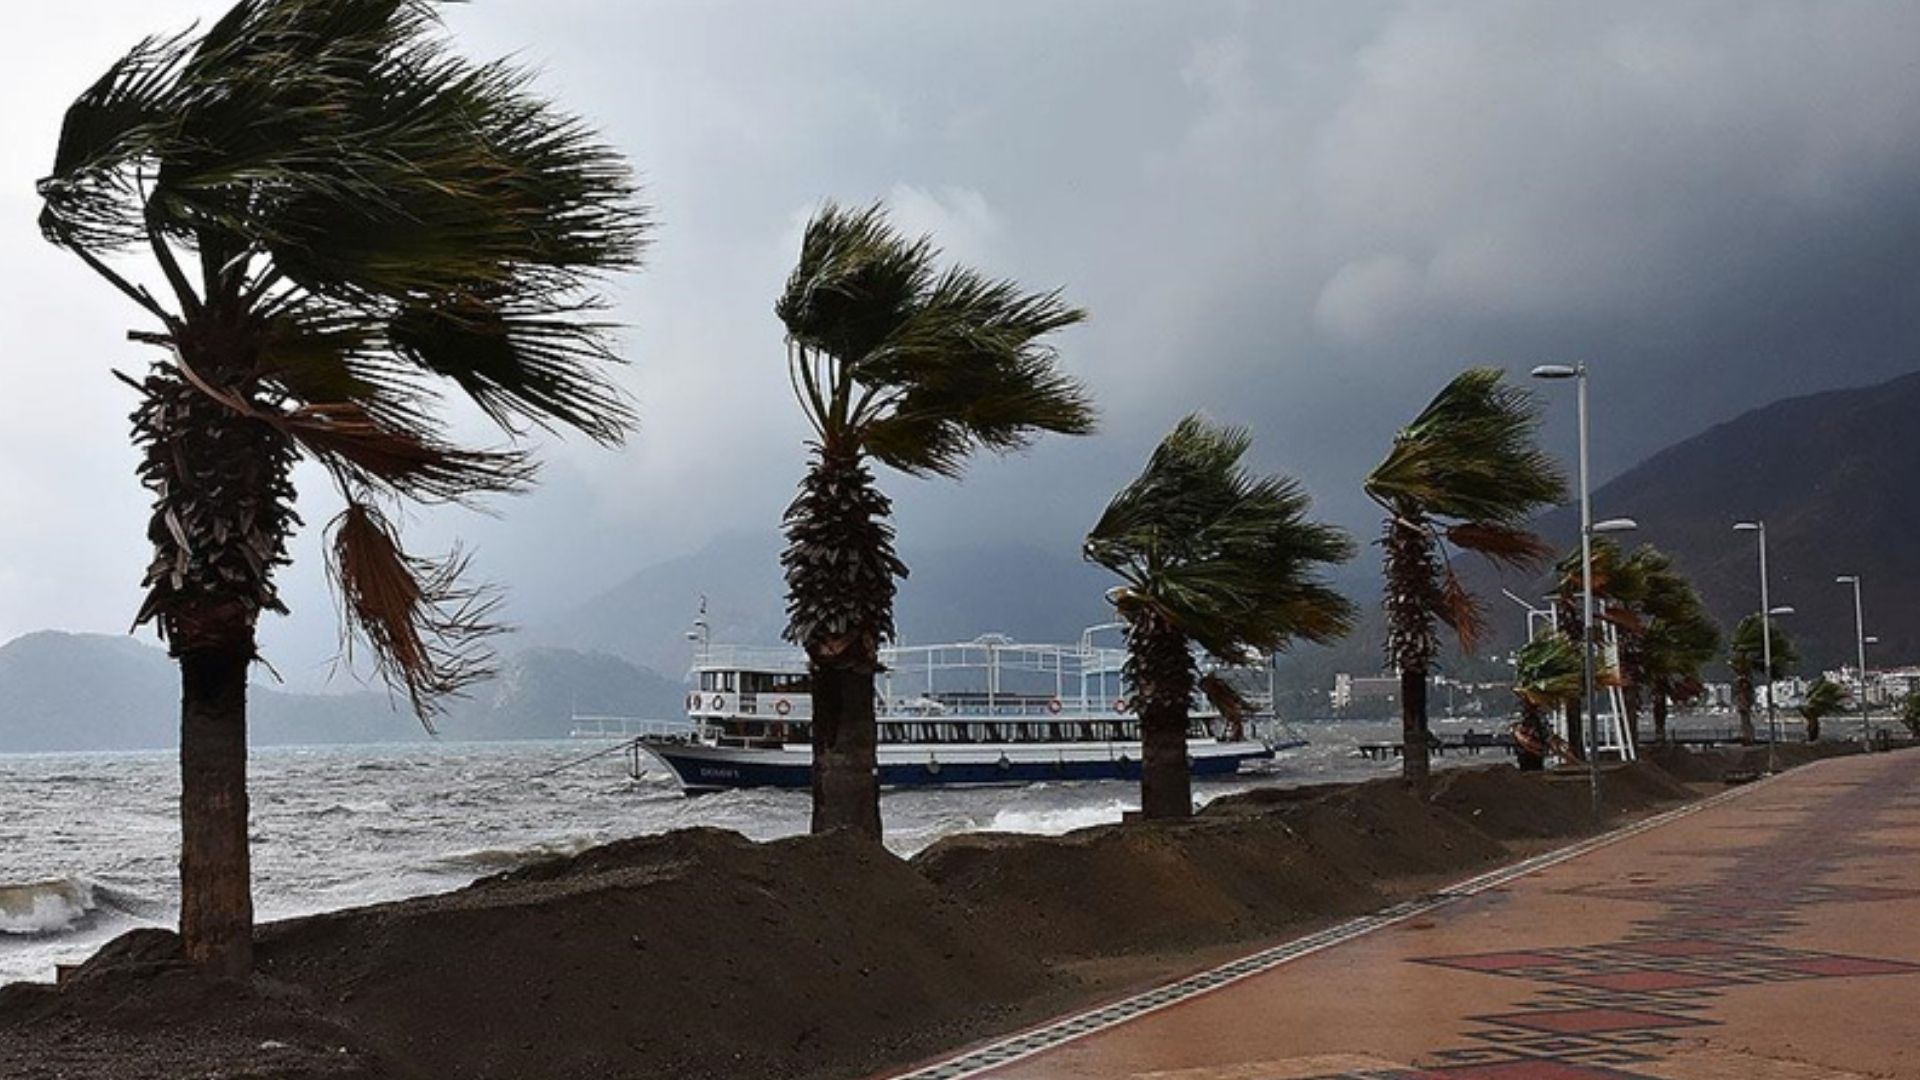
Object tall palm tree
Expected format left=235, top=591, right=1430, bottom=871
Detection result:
left=1085, top=416, right=1355, bottom=818
left=776, top=203, right=1094, bottom=838
left=1365, top=368, right=1566, bottom=790
left=37, top=0, right=646, bottom=974
left=1799, top=677, right=1847, bottom=743
left=1729, top=614, right=1797, bottom=745
left=1511, top=630, right=1584, bottom=771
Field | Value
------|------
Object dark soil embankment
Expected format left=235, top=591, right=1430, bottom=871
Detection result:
left=0, top=749, right=1829, bottom=1080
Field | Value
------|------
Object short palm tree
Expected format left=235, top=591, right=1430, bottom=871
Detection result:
left=1729, top=614, right=1797, bottom=745
left=1799, top=677, right=1848, bottom=743
left=1640, top=586, right=1720, bottom=744
left=1365, top=368, right=1566, bottom=790
left=1556, top=542, right=1712, bottom=748
left=777, top=202, right=1093, bottom=838
left=37, top=0, right=646, bottom=973
left=1086, top=416, right=1355, bottom=818
left=1511, top=630, right=1584, bottom=771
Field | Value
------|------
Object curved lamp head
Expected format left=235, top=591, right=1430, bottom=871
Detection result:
left=1866, top=635, right=1881, bottom=645
left=1768, top=605, right=1796, bottom=617
left=1733, top=521, right=1762, bottom=533
left=1836, top=575, right=1859, bottom=585
left=1530, top=364, right=1581, bottom=380
left=1591, top=517, right=1639, bottom=534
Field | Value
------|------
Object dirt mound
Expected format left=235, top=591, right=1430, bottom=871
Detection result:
left=1427, top=760, right=1694, bottom=841
left=914, top=816, right=1376, bottom=962
left=917, top=775, right=1513, bottom=965
left=0, top=930, right=395, bottom=1080
left=1642, top=742, right=1861, bottom=782
left=250, top=827, right=1058, bottom=1080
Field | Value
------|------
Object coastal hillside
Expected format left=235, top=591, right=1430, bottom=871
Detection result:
left=0, top=632, right=685, bottom=753
left=1525, top=369, right=1920, bottom=670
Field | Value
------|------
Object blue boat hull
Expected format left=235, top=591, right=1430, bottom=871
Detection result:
left=647, top=745, right=1274, bottom=793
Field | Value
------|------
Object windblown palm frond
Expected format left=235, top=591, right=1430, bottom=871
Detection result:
left=1799, top=678, right=1848, bottom=723
left=1513, top=632, right=1586, bottom=712
left=1365, top=367, right=1566, bottom=525
left=1085, top=415, right=1357, bottom=663
left=1730, top=613, right=1797, bottom=682
left=40, top=0, right=649, bottom=715
left=776, top=201, right=1094, bottom=479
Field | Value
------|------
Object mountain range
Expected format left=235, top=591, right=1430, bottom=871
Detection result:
left=1525, top=369, right=1920, bottom=671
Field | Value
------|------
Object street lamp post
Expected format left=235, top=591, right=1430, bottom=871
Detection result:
left=1836, top=575, right=1871, bottom=747
left=1531, top=364, right=1636, bottom=818
left=1733, top=523, right=1799, bottom=771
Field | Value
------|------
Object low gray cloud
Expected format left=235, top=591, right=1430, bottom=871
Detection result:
left=4, top=1, right=1918, bottom=684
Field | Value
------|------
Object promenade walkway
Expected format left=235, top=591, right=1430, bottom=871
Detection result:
left=902, top=751, right=1920, bottom=1080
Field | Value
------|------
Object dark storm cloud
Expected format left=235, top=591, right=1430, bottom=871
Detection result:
left=5, top=1, right=1918, bottom=682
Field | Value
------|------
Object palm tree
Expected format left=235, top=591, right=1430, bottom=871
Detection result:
left=1556, top=542, right=1715, bottom=749
left=1549, top=538, right=1644, bottom=756
left=1640, top=587, right=1720, bottom=745
left=1365, top=368, right=1566, bottom=790
left=37, top=0, right=646, bottom=974
left=1729, top=614, right=1797, bottom=745
left=1799, top=677, right=1848, bottom=743
left=1511, top=631, right=1584, bottom=771
left=1085, top=416, right=1355, bottom=818
left=777, top=203, right=1094, bottom=838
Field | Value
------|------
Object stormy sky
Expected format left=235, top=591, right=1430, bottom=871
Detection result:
left=3, top=1, right=1919, bottom=686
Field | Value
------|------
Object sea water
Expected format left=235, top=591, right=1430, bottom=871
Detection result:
left=1, top=717, right=1494, bottom=986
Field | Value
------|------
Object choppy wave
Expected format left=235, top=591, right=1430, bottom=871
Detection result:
left=0, top=878, right=106, bottom=936
left=429, top=834, right=603, bottom=875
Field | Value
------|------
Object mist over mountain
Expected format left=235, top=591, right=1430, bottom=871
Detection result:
left=0, top=632, right=683, bottom=754
left=535, top=534, right=1122, bottom=675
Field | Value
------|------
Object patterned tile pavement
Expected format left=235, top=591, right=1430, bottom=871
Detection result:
left=892, top=750, right=1920, bottom=1080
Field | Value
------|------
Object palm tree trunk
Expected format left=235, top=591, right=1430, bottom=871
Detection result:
left=809, top=663, right=882, bottom=836
left=1128, top=612, right=1195, bottom=820
left=132, top=363, right=296, bottom=977
left=1564, top=696, right=1586, bottom=761
left=1381, top=517, right=1438, bottom=793
left=1623, top=684, right=1643, bottom=756
left=781, top=449, right=902, bottom=842
left=1400, top=667, right=1431, bottom=789
left=178, top=626, right=254, bottom=976
left=1735, top=674, right=1756, bottom=744
left=1806, top=714, right=1820, bottom=743
left=1652, top=692, right=1670, bottom=744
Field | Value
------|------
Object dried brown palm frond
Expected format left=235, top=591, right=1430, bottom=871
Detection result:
left=325, top=500, right=506, bottom=723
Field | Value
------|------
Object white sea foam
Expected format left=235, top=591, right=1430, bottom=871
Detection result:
left=979, top=800, right=1133, bottom=837
left=0, top=878, right=99, bottom=936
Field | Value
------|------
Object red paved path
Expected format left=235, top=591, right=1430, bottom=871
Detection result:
left=909, top=751, right=1920, bottom=1080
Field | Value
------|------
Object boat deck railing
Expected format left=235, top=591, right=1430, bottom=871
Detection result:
left=570, top=715, right=699, bottom=740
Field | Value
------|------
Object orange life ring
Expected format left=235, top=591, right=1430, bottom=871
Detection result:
left=774, top=698, right=792, bottom=717
left=1046, top=697, right=1063, bottom=715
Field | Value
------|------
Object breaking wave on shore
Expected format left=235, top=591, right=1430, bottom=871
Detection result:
left=0, top=877, right=160, bottom=938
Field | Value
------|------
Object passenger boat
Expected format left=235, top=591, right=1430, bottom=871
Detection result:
left=633, top=630, right=1301, bottom=793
